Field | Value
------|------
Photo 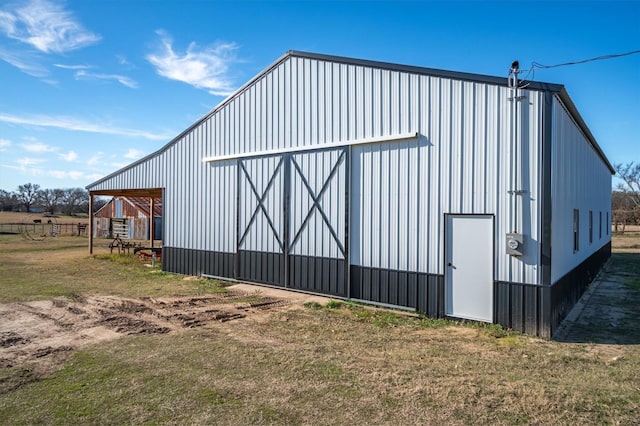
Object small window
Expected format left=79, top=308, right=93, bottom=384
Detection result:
left=589, top=211, right=593, bottom=244
left=599, top=212, right=602, bottom=239
left=573, top=209, right=580, bottom=252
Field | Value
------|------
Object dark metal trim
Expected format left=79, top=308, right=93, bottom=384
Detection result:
left=234, top=158, right=241, bottom=279
left=164, top=247, right=235, bottom=278
left=549, top=241, right=611, bottom=336
left=288, top=254, right=347, bottom=296
left=495, top=281, right=545, bottom=335
left=345, top=147, right=351, bottom=300
left=236, top=250, right=285, bottom=286
left=540, top=91, right=553, bottom=286
left=283, top=154, right=291, bottom=287
left=350, top=264, right=444, bottom=316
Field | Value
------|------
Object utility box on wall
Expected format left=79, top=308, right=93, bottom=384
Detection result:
left=506, top=233, right=524, bottom=256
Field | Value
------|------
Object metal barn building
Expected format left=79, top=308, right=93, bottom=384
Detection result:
left=87, top=51, right=613, bottom=337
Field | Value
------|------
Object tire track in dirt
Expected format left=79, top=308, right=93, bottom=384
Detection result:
left=0, top=289, right=289, bottom=390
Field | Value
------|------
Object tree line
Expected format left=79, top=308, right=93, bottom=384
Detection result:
left=612, top=162, right=639, bottom=232
left=0, top=183, right=107, bottom=215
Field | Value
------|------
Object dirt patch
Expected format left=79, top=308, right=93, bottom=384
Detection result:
left=0, top=288, right=295, bottom=378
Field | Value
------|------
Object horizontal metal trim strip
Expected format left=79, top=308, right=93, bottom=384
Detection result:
left=349, top=298, right=417, bottom=312
left=201, top=274, right=240, bottom=282
left=202, top=131, right=419, bottom=162
left=495, top=281, right=542, bottom=288
left=233, top=279, right=338, bottom=299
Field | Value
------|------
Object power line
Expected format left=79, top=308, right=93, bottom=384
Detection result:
left=511, top=49, right=640, bottom=88
left=530, top=49, right=640, bottom=70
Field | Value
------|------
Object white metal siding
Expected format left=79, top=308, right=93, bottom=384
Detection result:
left=550, top=96, right=612, bottom=283
left=208, top=162, right=236, bottom=253
left=350, top=77, right=543, bottom=284
left=89, top=55, right=546, bottom=284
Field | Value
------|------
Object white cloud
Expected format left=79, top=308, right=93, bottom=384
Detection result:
left=48, top=170, right=67, bottom=179
left=17, top=157, right=46, bottom=166
left=0, top=0, right=100, bottom=54
left=21, top=141, right=56, bottom=153
left=87, top=152, right=104, bottom=166
left=58, top=150, right=78, bottom=162
left=123, top=148, right=144, bottom=160
left=46, top=170, right=86, bottom=180
left=0, top=138, right=11, bottom=151
left=0, top=45, right=48, bottom=77
left=75, top=69, right=138, bottom=89
left=147, top=30, right=238, bottom=96
left=68, top=170, right=84, bottom=180
left=0, top=112, right=173, bottom=141
left=54, top=63, right=90, bottom=70
left=3, top=163, right=99, bottom=182
left=116, top=54, right=133, bottom=67
left=86, top=173, right=103, bottom=181
left=0, top=10, right=17, bottom=35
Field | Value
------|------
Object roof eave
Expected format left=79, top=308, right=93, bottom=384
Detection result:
left=555, top=87, right=615, bottom=174
left=287, top=50, right=565, bottom=92
left=86, top=52, right=294, bottom=190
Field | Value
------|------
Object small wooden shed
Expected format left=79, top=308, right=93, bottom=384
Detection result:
left=94, top=196, right=162, bottom=240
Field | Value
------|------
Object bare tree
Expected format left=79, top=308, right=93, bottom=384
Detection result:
left=62, top=188, right=89, bottom=215
left=0, top=190, right=18, bottom=211
left=16, top=183, right=40, bottom=212
left=612, top=191, right=631, bottom=233
left=92, top=197, right=108, bottom=213
left=615, top=162, right=640, bottom=208
left=37, top=188, right=65, bottom=214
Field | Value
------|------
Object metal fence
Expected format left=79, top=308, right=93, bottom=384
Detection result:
left=0, top=223, right=88, bottom=236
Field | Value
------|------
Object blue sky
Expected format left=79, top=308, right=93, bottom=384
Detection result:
left=0, top=0, right=638, bottom=192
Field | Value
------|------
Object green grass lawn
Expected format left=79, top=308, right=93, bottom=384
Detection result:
left=0, top=235, right=224, bottom=302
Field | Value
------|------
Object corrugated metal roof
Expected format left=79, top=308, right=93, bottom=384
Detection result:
left=95, top=196, right=162, bottom=218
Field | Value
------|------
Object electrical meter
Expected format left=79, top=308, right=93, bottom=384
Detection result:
left=506, top=233, right=524, bottom=257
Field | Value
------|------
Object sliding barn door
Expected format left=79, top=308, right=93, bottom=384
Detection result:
left=236, top=155, right=286, bottom=286
left=235, top=148, right=348, bottom=295
left=288, top=148, right=348, bottom=296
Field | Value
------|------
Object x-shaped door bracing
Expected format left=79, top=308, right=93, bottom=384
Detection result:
left=237, top=157, right=285, bottom=254
left=289, top=149, right=346, bottom=258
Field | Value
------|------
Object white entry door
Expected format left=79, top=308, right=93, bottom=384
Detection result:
left=445, top=215, right=494, bottom=322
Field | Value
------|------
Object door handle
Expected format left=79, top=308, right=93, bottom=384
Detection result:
left=447, top=262, right=452, bottom=267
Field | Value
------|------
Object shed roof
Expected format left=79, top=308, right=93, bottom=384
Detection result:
left=87, top=50, right=614, bottom=191
left=95, top=196, right=163, bottom=218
